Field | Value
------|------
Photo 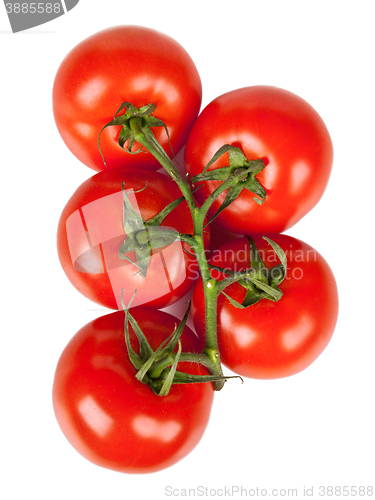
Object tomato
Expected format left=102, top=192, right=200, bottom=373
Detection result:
left=53, top=25, right=202, bottom=172
left=52, top=307, right=213, bottom=474
left=192, top=234, right=339, bottom=379
left=184, top=86, right=334, bottom=234
left=57, top=168, right=208, bottom=310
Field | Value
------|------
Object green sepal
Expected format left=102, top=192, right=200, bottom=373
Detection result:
left=130, top=103, right=157, bottom=116
left=203, top=159, right=266, bottom=227
left=237, top=282, right=267, bottom=307
left=263, top=236, right=288, bottom=287
left=128, top=309, right=154, bottom=360
left=135, top=333, right=176, bottom=383
left=119, top=241, right=150, bottom=278
left=165, top=371, right=242, bottom=385
left=119, top=226, right=180, bottom=255
left=225, top=154, right=267, bottom=206
left=192, top=146, right=267, bottom=227
left=121, top=289, right=176, bottom=386
left=247, top=236, right=269, bottom=284
left=139, top=228, right=179, bottom=251
left=121, top=299, right=213, bottom=396
left=268, top=264, right=286, bottom=288
left=201, top=144, right=237, bottom=174
left=248, top=278, right=283, bottom=301
left=222, top=291, right=248, bottom=309
left=123, top=315, right=145, bottom=371
left=165, top=300, right=191, bottom=353
left=98, top=101, right=177, bottom=166
left=135, top=301, right=191, bottom=384
left=191, top=146, right=266, bottom=205
left=121, top=296, right=239, bottom=395
left=119, top=182, right=151, bottom=277
left=158, top=339, right=182, bottom=396
left=146, top=195, right=188, bottom=227
left=191, top=144, right=242, bottom=182
left=118, top=181, right=192, bottom=278
left=97, top=102, right=139, bottom=165
left=146, top=185, right=202, bottom=227
left=223, top=277, right=282, bottom=308
left=143, top=115, right=171, bottom=143
left=118, top=122, right=131, bottom=149
left=121, top=290, right=153, bottom=373
left=207, top=262, right=235, bottom=276
left=191, top=167, right=232, bottom=183
left=121, top=181, right=145, bottom=234
left=228, top=147, right=248, bottom=167
left=204, top=183, right=243, bottom=227
left=127, top=129, right=136, bottom=153
left=221, top=237, right=287, bottom=308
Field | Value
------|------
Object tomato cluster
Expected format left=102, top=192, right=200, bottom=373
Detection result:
left=52, top=25, right=338, bottom=474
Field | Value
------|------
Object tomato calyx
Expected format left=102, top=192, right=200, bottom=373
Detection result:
left=215, top=236, right=288, bottom=307
left=99, top=102, right=198, bottom=217
left=191, top=146, right=267, bottom=227
left=122, top=293, right=238, bottom=396
left=98, top=102, right=176, bottom=167
left=118, top=181, right=181, bottom=277
left=118, top=182, right=196, bottom=278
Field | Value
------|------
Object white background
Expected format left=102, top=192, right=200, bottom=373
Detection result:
left=1, top=1, right=374, bottom=499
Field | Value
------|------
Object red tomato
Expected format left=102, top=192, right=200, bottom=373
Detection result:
left=57, top=168, right=207, bottom=310
left=53, top=25, right=202, bottom=172
left=184, top=86, right=333, bottom=234
left=192, top=234, right=339, bottom=379
left=52, top=308, right=213, bottom=474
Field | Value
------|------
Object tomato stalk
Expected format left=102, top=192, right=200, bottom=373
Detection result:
left=128, top=114, right=198, bottom=216
left=100, top=103, right=270, bottom=394
left=129, top=121, right=226, bottom=388
left=191, top=234, right=224, bottom=390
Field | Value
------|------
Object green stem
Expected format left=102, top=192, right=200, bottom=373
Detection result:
left=127, top=116, right=225, bottom=388
left=148, top=351, right=216, bottom=379
left=190, top=218, right=225, bottom=390
left=216, top=269, right=257, bottom=295
left=201, top=278, right=224, bottom=388
left=195, top=161, right=265, bottom=227
left=197, top=175, right=239, bottom=224
left=129, top=116, right=197, bottom=215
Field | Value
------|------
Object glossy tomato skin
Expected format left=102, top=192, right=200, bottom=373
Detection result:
left=57, top=168, right=207, bottom=310
left=185, top=86, right=333, bottom=234
left=53, top=25, right=202, bottom=172
left=52, top=308, right=213, bottom=474
left=192, top=234, right=339, bottom=379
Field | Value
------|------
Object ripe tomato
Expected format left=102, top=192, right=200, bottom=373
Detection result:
left=192, top=234, right=339, bottom=379
left=57, top=168, right=207, bottom=310
left=184, top=86, right=333, bottom=234
left=53, top=25, right=202, bottom=172
left=52, top=308, right=213, bottom=474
